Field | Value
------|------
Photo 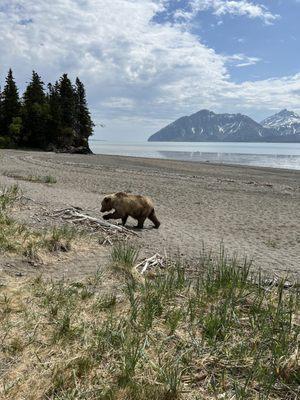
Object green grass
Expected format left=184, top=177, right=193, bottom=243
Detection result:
left=4, top=172, right=57, bottom=184
left=0, top=185, right=86, bottom=259
left=0, top=184, right=20, bottom=211
left=265, top=238, right=278, bottom=249
left=111, top=241, right=139, bottom=271
left=0, top=245, right=299, bottom=399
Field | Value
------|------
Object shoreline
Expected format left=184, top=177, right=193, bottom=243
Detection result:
left=91, top=152, right=300, bottom=175
left=5, top=147, right=300, bottom=174
left=89, top=141, right=300, bottom=171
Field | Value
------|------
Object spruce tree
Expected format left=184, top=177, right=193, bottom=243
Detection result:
left=0, top=87, right=6, bottom=147
left=58, top=74, right=76, bottom=147
left=0, top=86, right=3, bottom=137
left=47, top=82, right=62, bottom=147
left=2, top=69, right=21, bottom=144
left=74, top=77, right=94, bottom=147
left=22, top=71, right=49, bottom=148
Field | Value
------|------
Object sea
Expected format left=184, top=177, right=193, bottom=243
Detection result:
left=90, top=141, right=300, bottom=171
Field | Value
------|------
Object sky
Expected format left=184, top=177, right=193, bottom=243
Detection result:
left=0, top=0, right=300, bottom=141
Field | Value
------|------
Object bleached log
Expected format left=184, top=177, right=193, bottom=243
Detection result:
left=52, top=208, right=138, bottom=236
left=135, top=253, right=166, bottom=274
left=103, top=237, right=113, bottom=246
left=141, top=261, right=149, bottom=274
left=67, top=211, right=134, bottom=233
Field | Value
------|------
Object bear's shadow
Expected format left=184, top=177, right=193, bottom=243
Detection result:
left=116, top=223, right=156, bottom=231
left=127, top=225, right=156, bottom=231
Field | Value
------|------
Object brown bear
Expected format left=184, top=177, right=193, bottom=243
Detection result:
left=101, top=192, right=160, bottom=229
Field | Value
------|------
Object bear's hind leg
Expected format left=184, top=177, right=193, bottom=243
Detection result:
left=148, top=209, right=160, bottom=229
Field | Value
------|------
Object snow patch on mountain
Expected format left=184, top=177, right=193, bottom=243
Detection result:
left=261, top=109, right=300, bottom=136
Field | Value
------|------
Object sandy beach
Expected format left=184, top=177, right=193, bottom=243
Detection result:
left=0, top=149, right=299, bottom=280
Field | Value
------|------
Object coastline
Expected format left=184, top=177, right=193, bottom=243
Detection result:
left=0, top=149, right=299, bottom=280
left=92, top=152, right=300, bottom=175
left=89, top=141, right=300, bottom=171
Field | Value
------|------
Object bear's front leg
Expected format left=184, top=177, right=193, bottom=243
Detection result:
left=103, top=211, right=122, bottom=220
left=136, top=217, right=146, bottom=229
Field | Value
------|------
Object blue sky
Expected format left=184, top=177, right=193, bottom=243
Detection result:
left=0, top=0, right=300, bottom=140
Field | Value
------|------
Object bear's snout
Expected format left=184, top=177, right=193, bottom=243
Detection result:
left=101, top=196, right=112, bottom=213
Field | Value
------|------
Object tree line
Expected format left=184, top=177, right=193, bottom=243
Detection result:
left=0, top=69, right=94, bottom=153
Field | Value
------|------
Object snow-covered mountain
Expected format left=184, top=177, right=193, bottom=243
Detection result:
left=261, top=109, right=300, bottom=138
left=148, top=110, right=272, bottom=142
left=148, top=109, right=300, bottom=142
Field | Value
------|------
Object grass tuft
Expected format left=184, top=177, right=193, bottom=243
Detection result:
left=111, top=241, right=139, bottom=271
left=0, top=184, right=20, bottom=212
left=4, top=172, right=57, bottom=184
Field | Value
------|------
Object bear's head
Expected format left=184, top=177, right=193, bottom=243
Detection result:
left=101, top=195, right=113, bottom=212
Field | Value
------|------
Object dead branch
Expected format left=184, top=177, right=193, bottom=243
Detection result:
left=50, top=207, right=139, bottom=240
left=135, top=253, right=166, bottom=275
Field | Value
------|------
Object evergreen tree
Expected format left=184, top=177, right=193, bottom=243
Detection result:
left=9, top=117, right=22, bottom=142
left=2, top=69, right=21, bottom=144
left=22, top=71, right=49, bottom=148
left=47, top=82, right=62, bottom=147
left=74, top=77, right=94, bottom=147
left=0, top=86, right=3, bottom=137
left=58, top=74, right=76, bottom=147
left=0, top=87, right=6, bottom=148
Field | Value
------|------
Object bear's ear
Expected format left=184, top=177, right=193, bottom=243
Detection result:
left=103, top=196, right=112, bottom=205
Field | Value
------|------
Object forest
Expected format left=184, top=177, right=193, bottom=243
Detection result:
left=0, top=69, right=94, bottom=153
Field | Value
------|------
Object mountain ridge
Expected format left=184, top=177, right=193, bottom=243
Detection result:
left=148, top=109, right=300, bottom=142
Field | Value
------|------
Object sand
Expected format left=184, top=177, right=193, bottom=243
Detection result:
left=0, top=149, right=299, bottom=281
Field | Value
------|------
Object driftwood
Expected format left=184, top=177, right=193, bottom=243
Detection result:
left=135, top=253, right=165, bottom=275
left=51, top=207, right=139, bottom=241
left=262, top=273, right=296, bottom=290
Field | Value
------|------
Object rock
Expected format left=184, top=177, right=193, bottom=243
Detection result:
left=46, top=143, right=93, bottom=154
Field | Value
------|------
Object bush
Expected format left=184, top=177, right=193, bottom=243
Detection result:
left=0, top=135, right=13, bottom=149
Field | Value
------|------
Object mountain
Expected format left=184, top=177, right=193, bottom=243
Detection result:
left=148, top=110, right=273, bottom=142
left=261, top=109, right=300, bottom=140
left=148, top=109, right=300, bottom=142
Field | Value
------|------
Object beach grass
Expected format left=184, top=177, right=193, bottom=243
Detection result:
left=0, top=185, right=85, bottom=259
left=4, top=172, right=57, bottom=184
left=111, top=241, right=140, bottom=271
left=0, top=243, right=299, bottom=399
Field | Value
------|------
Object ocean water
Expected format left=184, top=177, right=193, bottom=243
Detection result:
left=90, top=141, right=300, bottom=171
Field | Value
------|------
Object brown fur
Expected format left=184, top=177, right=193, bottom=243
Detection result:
left=101, top=192, right=160, bottom=229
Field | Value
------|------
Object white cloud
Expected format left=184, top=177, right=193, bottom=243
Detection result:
left=225, top=54, right=261, bottom=67
left=0, top=0, right=298, bottom=141
left=212, top=1, right=279, bottom=24
left=101, top=97, right=135, bottom=110
left=177, top=0, right=279, bottom=25
left=230, top=74, right=300, bottom=110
